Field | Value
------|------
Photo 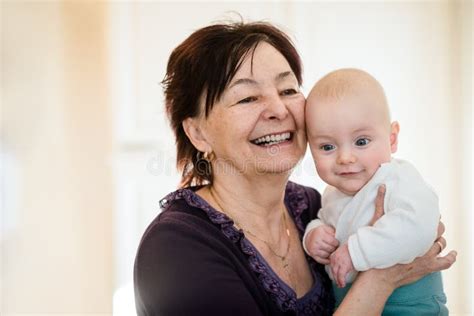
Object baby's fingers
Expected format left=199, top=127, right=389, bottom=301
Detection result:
left=313, top=248, right=331, bottom=259
left=315, top=256, right=330, bottom=265
left=332, top=265, right=343, bottom=288
left=337, top=268, right=346, bottom=288
left=323, top=235, right=339, bottom=249
left=318, top=240, right=337, bottom=253
left=331, top=264, right=338, bottom=285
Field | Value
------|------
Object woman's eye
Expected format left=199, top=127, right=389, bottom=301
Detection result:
left=281, top=89, right=298, bottom=96
left=237, top=96, right=257, bottom=104
left=355, top=138, right=370, bottom=146
left=320, top=144, right=335, bottom=151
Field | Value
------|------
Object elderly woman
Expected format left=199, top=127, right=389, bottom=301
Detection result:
left=133, top=21, right=456, bottom=315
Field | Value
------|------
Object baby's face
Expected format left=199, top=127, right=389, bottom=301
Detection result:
left=306, top=92, right=398, bottom=196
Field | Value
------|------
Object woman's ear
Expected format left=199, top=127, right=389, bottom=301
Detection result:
left=390, top=121, right=400, bottom=153
left=182, top=117, right=212, bottom=153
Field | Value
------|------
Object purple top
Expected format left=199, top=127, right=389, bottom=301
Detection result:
left=134, top=182, right=334, bottom=315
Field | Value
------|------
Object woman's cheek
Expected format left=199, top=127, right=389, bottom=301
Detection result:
left=294, top=95, right=306, bottom=126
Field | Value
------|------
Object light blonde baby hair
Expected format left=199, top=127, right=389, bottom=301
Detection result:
left=308, top=68, right=391, bottom=120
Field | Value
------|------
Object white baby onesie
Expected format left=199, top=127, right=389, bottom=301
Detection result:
left=303, top=158, right=440, bottom=282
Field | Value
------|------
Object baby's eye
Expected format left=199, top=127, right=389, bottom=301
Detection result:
left=355, top=138, right=370, bottom=146
left=237, top=96, right=258, bottom=104
left=320, top=144, right=335, bottom=151
left=280, top=89, right=298, bottom=96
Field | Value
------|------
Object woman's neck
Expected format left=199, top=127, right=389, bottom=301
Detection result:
left=199, top=172, right=290, bottom=231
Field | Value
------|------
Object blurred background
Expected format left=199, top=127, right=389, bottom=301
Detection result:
left=1, top=1, right=472, bottom=315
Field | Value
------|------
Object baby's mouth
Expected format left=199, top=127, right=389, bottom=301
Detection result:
left=338, top=170, right=362, bottom=176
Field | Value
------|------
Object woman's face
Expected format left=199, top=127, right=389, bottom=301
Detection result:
left=200, top=42, right=306, bottom=177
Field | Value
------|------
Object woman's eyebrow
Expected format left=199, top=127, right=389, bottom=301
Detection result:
left=228, top=78, right=257, bottom=89
left=275, top=71, right=294, bottom=82
left=229, top=71, right=295, bottom=89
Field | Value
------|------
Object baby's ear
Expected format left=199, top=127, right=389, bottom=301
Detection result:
left=390, top=121, right=400, bottom=153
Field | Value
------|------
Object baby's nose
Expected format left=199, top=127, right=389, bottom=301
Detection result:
left=337, top=150, right=356, bottom=164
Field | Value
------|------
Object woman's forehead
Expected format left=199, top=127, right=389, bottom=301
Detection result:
left=229, top=43, right=295, bottom=86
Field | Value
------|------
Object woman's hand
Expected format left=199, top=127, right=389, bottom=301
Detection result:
left=369, top=184, right=386, bottom=225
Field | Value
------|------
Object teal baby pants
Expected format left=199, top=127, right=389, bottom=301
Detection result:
left=333, top=272, right=448, bottom=315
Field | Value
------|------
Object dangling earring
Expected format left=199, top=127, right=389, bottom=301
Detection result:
left=197, top=151, right=215, bottom=162
left=196, top=151, right=214, bottom=177
left=203, top=151, right=215, bottom=162
left=196, top=151, right=212, bottom=162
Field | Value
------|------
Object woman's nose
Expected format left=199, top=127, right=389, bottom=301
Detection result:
left=263, top=94, right=289, bottom=120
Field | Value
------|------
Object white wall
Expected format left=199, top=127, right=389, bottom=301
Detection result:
left=1, top=2, right=113, bottom=315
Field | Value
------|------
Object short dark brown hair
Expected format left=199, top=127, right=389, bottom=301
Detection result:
left=162, top=20, right=303, bottom=188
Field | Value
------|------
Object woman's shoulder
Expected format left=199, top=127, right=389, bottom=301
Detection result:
left=138, top=187, right=239, bottom=248
left=285, top=181, right=322, bottom=229
left=285, top=181, right=321, bottom=205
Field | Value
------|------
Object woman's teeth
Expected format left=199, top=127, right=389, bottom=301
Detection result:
left=252, top=132, right=291, bottom=146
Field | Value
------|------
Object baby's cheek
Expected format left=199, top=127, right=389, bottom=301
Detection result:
left=315, top=158, right=331, bottom=179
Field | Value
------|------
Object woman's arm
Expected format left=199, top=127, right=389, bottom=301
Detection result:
left=335, top=186, right=457, bottom=315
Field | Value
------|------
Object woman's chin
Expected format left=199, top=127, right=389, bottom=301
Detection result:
left=253, top=157, right=302, bottom=175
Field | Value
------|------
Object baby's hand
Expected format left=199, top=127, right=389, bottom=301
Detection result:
left=305, top=225, right=339, bottom=264
left=330, top=243, right=355, bottom=288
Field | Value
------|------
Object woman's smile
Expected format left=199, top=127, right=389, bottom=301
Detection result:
left=250, top=131, right=293, bottom=146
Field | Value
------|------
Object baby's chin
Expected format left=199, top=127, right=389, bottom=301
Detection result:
left=333, top=182, right=366, bottom=196
left=339, top=188, right=359, bottom=196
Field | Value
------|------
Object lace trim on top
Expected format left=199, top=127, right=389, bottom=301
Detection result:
left=159, top=182, right=331, bottom=315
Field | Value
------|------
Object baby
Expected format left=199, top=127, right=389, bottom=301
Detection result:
left=303, top=68, right=448, bottom=314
